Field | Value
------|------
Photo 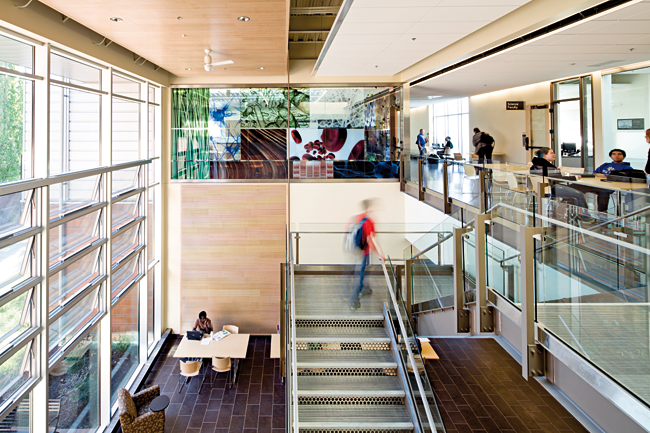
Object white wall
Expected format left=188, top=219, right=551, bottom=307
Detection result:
left=410, top=105, right=432, bottom=153
left=289, top=182, right=444, bottom=265
left=470, top=82, right=550, bottom=164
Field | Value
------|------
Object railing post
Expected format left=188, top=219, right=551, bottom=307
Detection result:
left=418, top=157, right=425, bottom=201
left=400, top=153, right=406, bottom=192
left=295, top=233, right=300, bottom=265
left=453, top=226, right=471, bottom=333
left=443, top=163, right=452, bottom=214
left=479, top=170, right=487, bottom=213
left=520, top=226, right=545, bottom=379
left=405, top=260, right=414, bottom=326
left=280, top=262, right=286, bottom=380
left=474, top=214, right=493, bottom=334
left=395, top=264, right=404, bottom=302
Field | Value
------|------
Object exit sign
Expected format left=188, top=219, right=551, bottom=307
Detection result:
left=506, top=101, right=525, bottom=110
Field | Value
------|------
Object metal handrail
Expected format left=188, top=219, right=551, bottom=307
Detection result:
left=411, top=222, right=473, bottom=261
left=374, top=238, right=437, bottom=433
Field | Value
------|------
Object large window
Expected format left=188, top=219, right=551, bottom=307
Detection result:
left=0, top=33, right=161, bottom=431
left=432, top=98, right=469, bottom=156
left=0, top=35, right=33, bottom=184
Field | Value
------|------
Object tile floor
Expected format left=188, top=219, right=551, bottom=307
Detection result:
left=426, top=338, right=589, bottom=433
left=140, top=335, right=286, bottom=433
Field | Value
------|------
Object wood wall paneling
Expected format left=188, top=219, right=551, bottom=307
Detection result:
left=180, top=184, right=286, bottom=334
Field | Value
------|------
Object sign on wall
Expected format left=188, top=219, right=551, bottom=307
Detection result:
left=506, top=101, right=525, bottom=110
left=617, top=118, right=645, bottom=130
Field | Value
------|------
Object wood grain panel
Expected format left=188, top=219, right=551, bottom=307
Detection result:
left=38, top=0, right=288, bottom=77
left=180, top=184, right=286, bottom=334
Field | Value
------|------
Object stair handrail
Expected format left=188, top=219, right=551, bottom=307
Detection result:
left=374, top=237, right=437, bottom=432
left=289, top=257, right=299, bottom=431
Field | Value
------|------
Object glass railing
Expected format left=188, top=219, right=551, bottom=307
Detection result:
left=478, top=201, right=650, bottom=407
left=386, top=258, right=445, bottom=433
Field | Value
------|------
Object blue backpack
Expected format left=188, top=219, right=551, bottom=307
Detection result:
left=345, top=217, right=368, bottom=252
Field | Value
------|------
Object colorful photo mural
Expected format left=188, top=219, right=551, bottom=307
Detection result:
left=171, top=87, right=401, bottom=180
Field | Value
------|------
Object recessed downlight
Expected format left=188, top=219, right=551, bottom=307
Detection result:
left=177, top=16, right=182, bottom=20
left=182, top=34, right=186, bottom=38
left=109, top=17, right=123, bottom=22
left=238, top=16, right=250, bottom=22
left=185, top=68, right=191, bottom=71
left=257, top=66, right=265, bottom=70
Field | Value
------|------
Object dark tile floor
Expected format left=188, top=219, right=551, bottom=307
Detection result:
left=141, top=335, right=286, bottom=433
left=426, top=338, right=589, bottom=433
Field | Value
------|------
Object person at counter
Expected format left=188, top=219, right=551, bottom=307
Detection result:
left=594, top=149, right=632, bottom=177
left=193, top=311, right=213, bottom=334
left=530, top=147, right=561, bottom=177
left=574, top=149, right=632, bottom=213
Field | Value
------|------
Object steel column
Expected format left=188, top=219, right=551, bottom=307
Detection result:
left=520, top=226, right=545, bottom=379
left=453, top=226, right=471, bottom=333
left=474, top=214, right=493, bottom=334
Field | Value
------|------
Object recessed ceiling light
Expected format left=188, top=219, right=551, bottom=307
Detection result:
left=177, top=16, right=182, bottom=20
left=412, top=37, right=416, bottom=41
left=109, top=17, right=123, bottom=22
left=182, top=34, right=186, bottom=38
left=238, top=16, right=250, bottom=22
left=427, top=95, right=442, bottom=99
left=569, top=63, right=576, bottom=65
left=257, top=67, right=264, bottom=70
left=185, top=68, right=191, bottom=71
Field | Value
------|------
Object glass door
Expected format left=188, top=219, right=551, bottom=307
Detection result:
left=551, top=76, right=594, bottom=171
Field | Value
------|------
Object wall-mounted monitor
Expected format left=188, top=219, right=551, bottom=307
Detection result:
left=617, top=118, right=645, bottom=130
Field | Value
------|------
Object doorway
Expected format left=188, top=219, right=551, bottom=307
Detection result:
left=551, top=76, right=594, bottom=172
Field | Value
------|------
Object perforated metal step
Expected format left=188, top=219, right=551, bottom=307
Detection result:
left=298, top=405, right=414, bottom=430
left=297, top=376, right=404, bottom=397
left=297, top=350, right=395, bottom=369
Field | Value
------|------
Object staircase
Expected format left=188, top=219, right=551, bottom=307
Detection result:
left=290, top=271, right=439, bottom=433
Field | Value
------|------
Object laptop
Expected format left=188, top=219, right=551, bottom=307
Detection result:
left=187, top=330, right=203, bottom=341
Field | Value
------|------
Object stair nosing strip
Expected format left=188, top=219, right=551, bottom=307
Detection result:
left=298, top=422, right=414, bottom=428
left=297, top=390, right=405, bottom=396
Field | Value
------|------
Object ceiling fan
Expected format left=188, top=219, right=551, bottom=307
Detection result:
left=204, top=49, right=234, bottom=71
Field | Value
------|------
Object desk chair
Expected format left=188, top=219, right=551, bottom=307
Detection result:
left=505, top=173, right=530, bottom=207
left=462, top=164, right=480, bottom=194
left=223, top=325, right=239, bottom=334
left=553, top=185, right=589, bottom=225
left=178, top=360, right=203, bottom=393
left=211, top=357, right=232, bottom=388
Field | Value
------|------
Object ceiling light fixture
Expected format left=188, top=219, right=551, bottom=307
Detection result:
left=257, top=67, right=265, bottom=70
left=238, top=16, right=250, bottom=21
left=177, top=16, right=182, bottom=20
left=109, top=17, right=123, bottom=22
left=182, top=34, right=186, bottom=38
left=412, top=38, right=416, bottom=41
left=427, top=95, right=442, bottom=99
left=185, top=68, right=191, bottom=71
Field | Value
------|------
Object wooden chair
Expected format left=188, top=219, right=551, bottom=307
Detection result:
left=211, top=356, right=232, bottom=387
left=223, top=325, right=239, bottom=334
left=178, top=360, right=202, bottom=393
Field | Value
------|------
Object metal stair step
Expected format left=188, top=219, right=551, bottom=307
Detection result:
left=298, top=405, right=414, bottom=430
left=297, top=350, right=396, bottom=369
left=297, top=376, right=404, bottom=397
left=296, top=327, right=389, bottom=343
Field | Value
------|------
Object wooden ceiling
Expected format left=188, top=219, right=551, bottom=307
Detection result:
left=38, top=0, right=289, bottom=78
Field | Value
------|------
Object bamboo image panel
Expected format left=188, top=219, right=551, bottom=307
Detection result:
left=180, top=184, right=286, bottom=334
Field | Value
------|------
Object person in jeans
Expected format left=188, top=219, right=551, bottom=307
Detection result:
left=348, top=199, right=383, bottom=311
left=416, top=129, right=428, bottom=158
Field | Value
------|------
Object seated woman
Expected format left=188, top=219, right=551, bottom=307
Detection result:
left=530, top=147, right=562, bottom=177
left=193, top=311, right=213, bottom=334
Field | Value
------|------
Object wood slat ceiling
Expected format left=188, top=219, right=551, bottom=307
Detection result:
left=38, top=0, right=289, bottom=77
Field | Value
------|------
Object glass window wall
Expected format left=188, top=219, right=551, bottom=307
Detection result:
left=110, top=287, right=139, bottom=403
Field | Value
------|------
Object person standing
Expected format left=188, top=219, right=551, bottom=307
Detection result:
left=645, top=129, right=650, bottom=187
left=348, top=199, right=383, bottom=311
left=416, top=129, right=428, bottom=158
left=443, top=136, right=453, bottom=157
left=472, top=127, right=494, bottom=163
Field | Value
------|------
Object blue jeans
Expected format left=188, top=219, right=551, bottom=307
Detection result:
left=351, top=254, right=369, bottom=302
